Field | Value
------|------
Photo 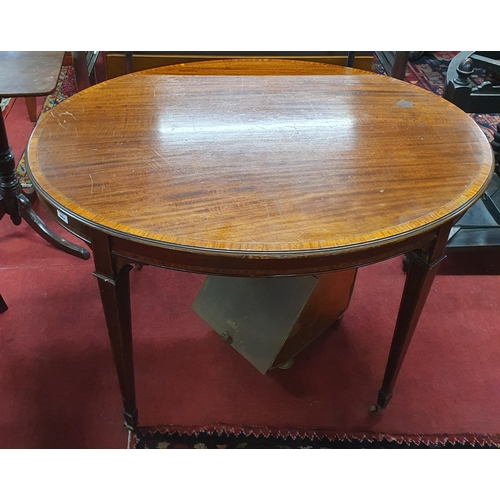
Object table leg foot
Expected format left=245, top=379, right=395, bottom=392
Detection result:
left=374, top=389, right=392, bottom=411
left=123, top=409, right=138, bottom=431
left=18, top=194, right=90, bottom=260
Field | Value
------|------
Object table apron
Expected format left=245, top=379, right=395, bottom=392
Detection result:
left=107, top=232, right=439, bottom=277
left=36, top=193, right=450, bottom=276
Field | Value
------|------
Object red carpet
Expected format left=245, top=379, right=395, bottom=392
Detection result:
left=1, top=202, right=500, bottom=448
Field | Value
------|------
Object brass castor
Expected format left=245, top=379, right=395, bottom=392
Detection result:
left=369, top=404, right=382, bottom=413
left=276, top=358, right=294, bottom=370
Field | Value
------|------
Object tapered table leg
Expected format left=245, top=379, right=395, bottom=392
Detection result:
left=373, top=223, right=453, bottom=410
left=91, top=228, right=138, bottom=430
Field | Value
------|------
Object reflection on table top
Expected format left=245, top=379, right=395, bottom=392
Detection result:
left=27, top=63, right=494, bottom=255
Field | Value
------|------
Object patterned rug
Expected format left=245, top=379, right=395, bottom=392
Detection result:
left=134, top=427, right=500, bottom=449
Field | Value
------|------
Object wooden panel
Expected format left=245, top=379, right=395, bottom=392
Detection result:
left=272, top=268, right=357, bottom=368
left=63, top=52, right=73, bottom=66
left=104, top=53, right=374, bottom=79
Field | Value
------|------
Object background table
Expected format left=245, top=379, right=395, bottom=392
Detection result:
left=25, top=60, right=494, bottom=429
left=0, top=51, right=89, bottom=260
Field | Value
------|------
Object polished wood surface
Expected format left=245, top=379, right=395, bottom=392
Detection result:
left=143, top=58, right=368, bottom=75
left=0, top=51, right=65, bottom=96
left=27, top=61, right=493, bottom=268
left=24, top=59, right=496, bottom=428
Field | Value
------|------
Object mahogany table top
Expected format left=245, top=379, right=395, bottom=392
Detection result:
left=26, top=60, right=494, bottom=263
left=0, top=51, right=65, bottom=97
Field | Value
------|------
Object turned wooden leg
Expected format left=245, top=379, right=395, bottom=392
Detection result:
left=373, top=222, right=453, bottom=411
left=91, top=228, right=137, bottom=430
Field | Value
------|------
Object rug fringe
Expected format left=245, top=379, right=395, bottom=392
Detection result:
left=135, top=423, right=500, bottom=448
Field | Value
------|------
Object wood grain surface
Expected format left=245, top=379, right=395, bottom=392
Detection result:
left=0, top=51, right=65, bottom=97
left=27, top=60, right=494, bottom=256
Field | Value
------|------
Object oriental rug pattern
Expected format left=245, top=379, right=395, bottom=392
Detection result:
left=134, top=427, right=500, bottom=449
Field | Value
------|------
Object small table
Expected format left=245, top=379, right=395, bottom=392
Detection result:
left=0, top=51, right=89, bottom=260
left=26, top=60, right=494, bottom=430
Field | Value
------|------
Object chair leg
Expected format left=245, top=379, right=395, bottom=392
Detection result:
left=25, top=97, right=37, bottom=122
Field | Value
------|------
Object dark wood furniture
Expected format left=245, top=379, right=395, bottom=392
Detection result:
left=71, top=51, right=101, bottom=92
left=374, top=52, right=411, bottom=80
left=0, top=51, right=89, bottom=260
left=26, top=59, right=494, bottom=430
left=103, top=51, right=375, bottom=80
left=443, top=52, right=500, bottom=253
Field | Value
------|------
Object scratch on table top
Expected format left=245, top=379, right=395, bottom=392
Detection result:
left=321, top=130, right=335, bottom=146
left=59, top=111, right=76, bottom=120
left=89, top=173, right=94, bottom=194
left=51, top=111, right=68, bottom=130
left=151, top=148, right=174, bottom=168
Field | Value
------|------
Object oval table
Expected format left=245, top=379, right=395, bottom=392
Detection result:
left=26, top=59, right=494, bottom=430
